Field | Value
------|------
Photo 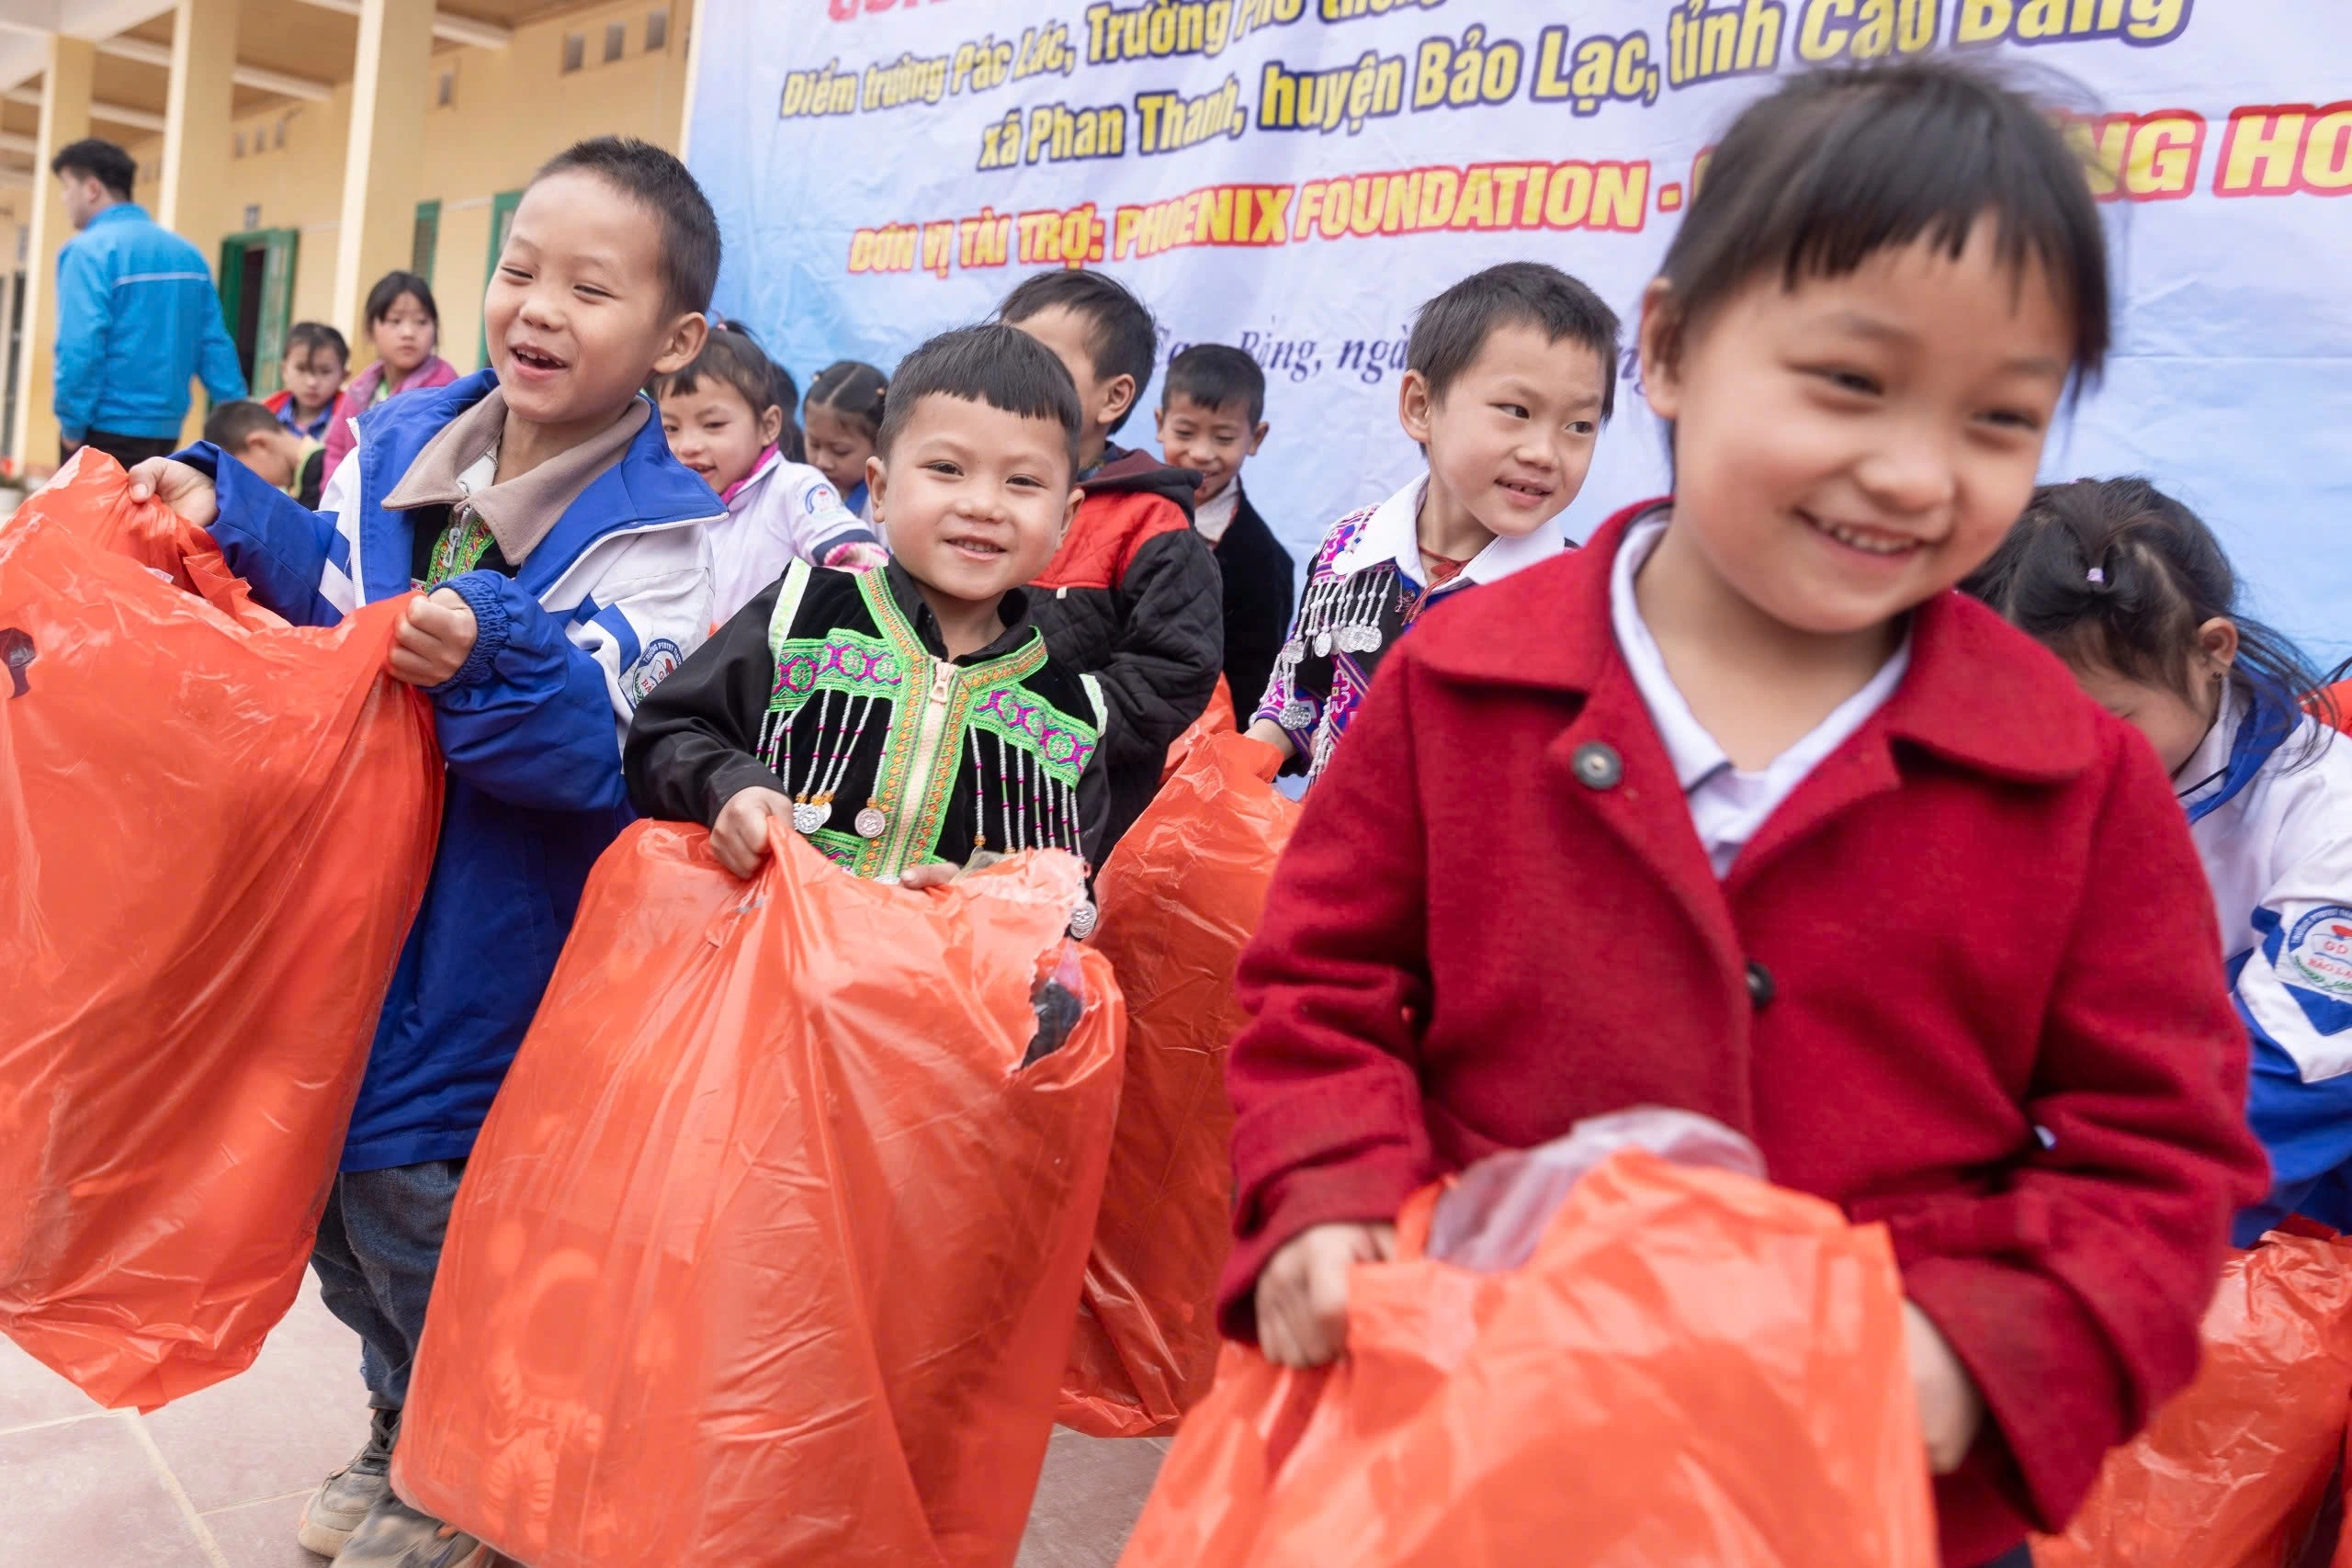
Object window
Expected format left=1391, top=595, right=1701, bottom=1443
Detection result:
left=232, top=130, right=246, bottom=158
left=560, top=31, right=584, bottom=72
left=435, top=68, right=455, bottom=107
left=272, top=118, right=286, bottom=149
left=412, top=200, right=441, bottom=285
left=604, top=20, right=626, bottom=62
left=644, top=8, right=668, bottom=50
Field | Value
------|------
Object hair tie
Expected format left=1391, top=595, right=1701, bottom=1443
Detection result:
left=2086, top=567, right=2106, bottom=585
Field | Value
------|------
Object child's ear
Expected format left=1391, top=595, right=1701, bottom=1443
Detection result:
left=1150, top=404, right=1170, bottom=441
left=1060, top=485, right=1083, bottom=540
left=1636, top=277, right=1686, bottom=424
left=1101, top=373, right=1137, bottom=432
left=1397, top=370, right=1435, bottom=446
left=1249, top=421, right=1269, bottom=456
left=758, top=404, right=786, bottom=448
left=2196, top=616, right=2241, bottom=675
left=650, top=313, right=709, bottom=378
left=864, top=453, right=888, bottom=522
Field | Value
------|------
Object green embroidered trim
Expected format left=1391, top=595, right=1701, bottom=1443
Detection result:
left=424, top=506, right=494, bottom=588
left=853, top=570, right=1061, bottom=879
left=806, top=828, right=864, bottom=868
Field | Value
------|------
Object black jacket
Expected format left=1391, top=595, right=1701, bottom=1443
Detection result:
left=624, top=559, right=1110, bottom=874
left=1212, top=482, right=1295, bottom=718
left=1028, top=446, right=1222, bottom=851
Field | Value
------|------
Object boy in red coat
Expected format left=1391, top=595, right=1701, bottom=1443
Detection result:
left=1221, top=63, right=2267, bottom=1568
left=1001, top=272, right=1221, bottom=852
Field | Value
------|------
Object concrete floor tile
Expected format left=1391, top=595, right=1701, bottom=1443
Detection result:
left=1014, top=1428, right=1166, bottom=1568
left=0, top=1412, right=216, bottom=1567
left=0, top=1329, right=104, bottom=1432
left=139, top=1281, right=373, bottom=1514
left=198, top=1491, right=331, bottom=1568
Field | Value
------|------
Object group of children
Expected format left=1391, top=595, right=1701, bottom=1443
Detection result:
left=101, top=53, right=2348, bottom=1568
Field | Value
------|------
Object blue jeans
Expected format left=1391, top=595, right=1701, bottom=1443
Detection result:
left=309, top=1159, right=469, bottom=1410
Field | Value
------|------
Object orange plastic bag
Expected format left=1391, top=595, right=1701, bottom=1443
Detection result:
left=0, top=452, right=440, bottom=1410
left=1163, top=674, right=1238, bottom=782
left=1121, top=1145, right=1937, bottom=1568
left=392, top=822, right=1125, bottom=1568
left=1061, top=730, right=1297, bottom=1438
left=2034, top=1234, right=2352, bottom=1568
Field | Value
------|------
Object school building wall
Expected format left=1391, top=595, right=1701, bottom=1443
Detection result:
left=135, top=0, right=695, bottom=385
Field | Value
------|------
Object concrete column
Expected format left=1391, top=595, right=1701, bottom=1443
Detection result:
left=10, top=36, right=94, bottom=469
left=159, top=0, right=242, bottom=255
left=331, top=0, right=435, bottom=352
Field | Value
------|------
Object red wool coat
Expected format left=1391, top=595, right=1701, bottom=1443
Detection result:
left=1221, top=505, right=2268, bottom=1565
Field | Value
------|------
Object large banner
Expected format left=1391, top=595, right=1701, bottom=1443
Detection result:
left=690, top=1, right=2351, bottom=657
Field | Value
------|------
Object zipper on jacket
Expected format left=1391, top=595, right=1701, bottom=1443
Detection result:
left=879, top=660, right=959, bottom=875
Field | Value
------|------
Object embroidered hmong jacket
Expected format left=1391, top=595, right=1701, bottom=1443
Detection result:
left=1253, top=472, right=1562, bottom=788
left=627, top=558, right=1112, bottom=880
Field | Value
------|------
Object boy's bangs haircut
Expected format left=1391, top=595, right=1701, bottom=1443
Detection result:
left=651, top=326, right=780, bottom=417
left=203, top=399, right=280, bottom=451
left=1407, top=262, right=1623, bottom=420
left=877, top=325, right=1083, bottom=473
left=1166, top=344, right=1267, bottom=426
left=998, top=271, right=1159, bottom=433
left=533, top=136, right=720, bottom=321
left=285, top=321, right=349, bottom=367
left=1655, top=61, right=2109, bottom=382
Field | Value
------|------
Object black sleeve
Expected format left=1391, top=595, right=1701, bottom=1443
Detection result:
left=1221, top=528, right=1295, bottom=722
left=297, top=448, right=325, bottom=511
left=1076, top=714, right=1113, bottom=870
left=623, top=578, right=790, bottom=826
left=1096, top=524, right=1223, bottom=773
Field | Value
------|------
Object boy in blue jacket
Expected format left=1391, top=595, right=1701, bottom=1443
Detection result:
left=126, top=137, right=720, bottom=1568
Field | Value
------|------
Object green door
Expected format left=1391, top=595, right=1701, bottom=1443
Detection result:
left=476, top=189, right=523, bottom=368
left=215, top=227, right=300, bottom=399
left=413, top=199, right=442, bottom=286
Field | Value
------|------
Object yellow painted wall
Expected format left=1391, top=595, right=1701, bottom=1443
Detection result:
left=125, top=0, right=695, bottom=382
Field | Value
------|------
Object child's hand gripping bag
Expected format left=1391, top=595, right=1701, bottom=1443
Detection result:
left=0, top=450, right=440, bottom=1410
left=1162, top=674, right=1238, bottom=783
left=391, top=822, right=1126, bottom=1568
left=1062, top=731, right=1298, bottom=1438
left=1120, top=1109, right=1939, bottom=1568
left=2033, top=1232, right=2352, bottom=1568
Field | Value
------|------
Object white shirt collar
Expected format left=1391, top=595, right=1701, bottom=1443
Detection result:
left=456, top=446, right=497, bottom=499
left=2176, top=682, right=2242, bottom=809
left=1610, top=513, right=1913, bottom=874
left=1329, top=472, right=1564, bottom=588
left=1194, top=480, right=1241, bottom=545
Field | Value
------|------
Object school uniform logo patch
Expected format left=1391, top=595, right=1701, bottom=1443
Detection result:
left=623, top=638, right=684, bottom=707
left=2288, top=908, right=2352, bottom=999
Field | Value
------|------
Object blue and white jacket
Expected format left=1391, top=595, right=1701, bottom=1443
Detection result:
left=177, top=370, right=718, bottom=1171
left=54, top=203, right=246, bottom=443
left=2184, top=683, right=2352, bottom=1243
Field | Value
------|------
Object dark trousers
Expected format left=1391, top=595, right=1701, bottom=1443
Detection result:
left=309, top=1159, right=469, bottom=1410
left=1979, top=1549, right=2033, bottom=1568
left=65, top=431, right=179, bottom=469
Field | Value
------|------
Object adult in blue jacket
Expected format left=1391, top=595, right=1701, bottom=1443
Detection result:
left=49, top=138, right=245, bottom=468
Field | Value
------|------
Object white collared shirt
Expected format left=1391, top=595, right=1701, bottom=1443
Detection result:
left=1193, top=480, right=1241, bottom=545
left=1610, top=513, right=1913, bottom=878
left=1329, top=473, right=1565, bottom=589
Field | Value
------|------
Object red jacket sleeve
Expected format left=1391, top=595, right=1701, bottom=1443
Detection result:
left=1217, top=644, right=1438, bottom=1339
left=1881, top=719, right=2268, bottom=1540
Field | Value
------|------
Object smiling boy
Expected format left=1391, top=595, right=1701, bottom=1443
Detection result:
left=126, top=137, right=721, bottom=1568
left=1246, top=263, right=1619, bottom=788
left=1156, top=344, right=1294, bottom=721
left=627, top=323, right=1109, bottom=903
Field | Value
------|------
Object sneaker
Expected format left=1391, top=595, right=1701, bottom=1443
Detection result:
left=333, top=1495, right=489, bottom=1568
left=297, top=1407, right=399, bottom=1556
